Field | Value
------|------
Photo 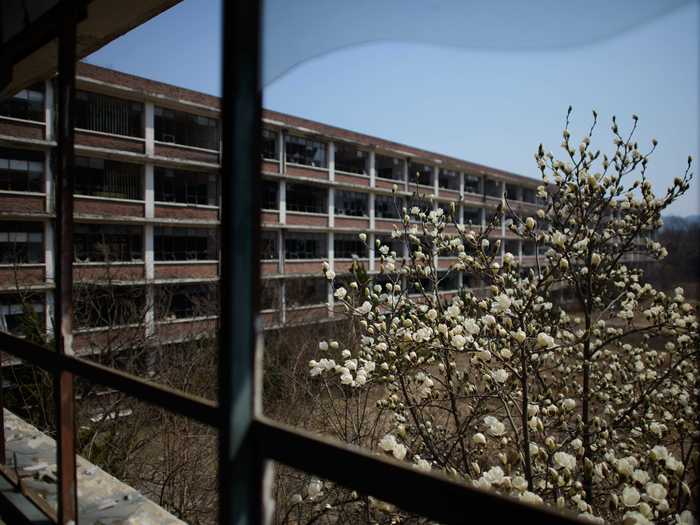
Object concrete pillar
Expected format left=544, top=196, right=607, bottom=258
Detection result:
left=145, top=101, right=155, bottom=157
left=145, top=285, right=155, bottom=337
left=280, top=130, right=287, bottom=174
left=280, top=280, right=287, bottom=325
left=44, top=79, right=54, bottom=141
left=369, top=232, right=375, bottom=272
left=44, top=149, right=53, bottom=213
left=433, top=165, right=439, bottom=196
left=328, top=232, right=334, bottom=271
left=403, top=158, right=409, bottom=193
left=145, top=224, right=154, bottom=280
left=144, top=164, right=154, bottom=218
left=368, top=150, right=376, bottom=187
left=459, top=171, right=464, bottom=198
left=279, top=180, right=287, bottom=225
left=369, top=192, right=375, bottom=231
left=328, top=188, right=335, bottom=228
left=44, top=221, right=54, bottom=283
left=45, top=291, right=54, bottom=336
left=277, top=230, right=284, bottom=274
left=328, top=142, right=335, bottom=182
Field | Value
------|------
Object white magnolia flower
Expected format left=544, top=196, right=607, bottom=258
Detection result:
left=379, top=434, right=397, bottom=452
left=334, top=287, right=347, bottom=300
left=492, top=293, right=512, bottom=313
left=622, top=486, right=641, bottom=507
left=484, top=416, right=506, bottom=437
left=491, top=369, right=509, bottom=383
left=306, top=478, right=323, bottom=499
left=319, top=341, right=329, bottom=351
left=359, top=233, right=367, bottom=242
left=482, top=466, right=506, bottom=485
left=623, top=511, right=653, bottom=525
left=464, top=318, right=480, bottom=335
left=645, top=482, right=667, bottom=504
left=519, top=491, right=543, bottom=505
left=356, top=301, right=372, bottom=315
left=536, top=332, right=555, bottom=348
left=553, top=451, right=576, bottom=470
left=472, top=432, right=486, bottom=445
left=631, top=469, right=650, bottom=485
left=677, top=510, right=697, bottom=525
left=512, top=476, right=528, bottom=492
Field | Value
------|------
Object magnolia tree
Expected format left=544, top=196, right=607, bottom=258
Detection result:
left=299, top=110, right=698, bottom=524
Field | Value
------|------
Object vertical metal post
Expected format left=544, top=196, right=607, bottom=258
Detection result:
left=219, top=0, right=263, bottom=524
left=55, top=6, right=79, bottom=524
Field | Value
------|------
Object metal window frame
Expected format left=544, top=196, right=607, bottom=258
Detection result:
left=0, top=1, right=584, bottom=524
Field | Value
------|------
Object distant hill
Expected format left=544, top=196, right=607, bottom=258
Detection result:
left=661, top=214, right=700, bottom=231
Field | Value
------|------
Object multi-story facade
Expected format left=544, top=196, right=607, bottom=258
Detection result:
left=0, top=63, right=542, bottom=351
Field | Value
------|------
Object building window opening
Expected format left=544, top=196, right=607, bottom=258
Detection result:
left=260, top=231, right=279, bottom=260
left=334, top=190, right=368, bottom=217
left=156, top=283, right=218, bottom=321
left=154, top=167, right=218, bottom=206
left=286, top=183, right=327, bottom=214
left=0, top=294, right=45, bottom=336
left=439, top=169, right=460, bottom=191
left=284, top=232, right=327, bottom=259
left=408, top=161, right=433, bottom=186
left=74, top=223, right=143, bottom=262
left=334, top=233, right=368, bottom=259
left=262, top=128, right=278, bottom=160
left=75, top=90, right=143, bottom=137
left=286, top=277, right=327, bottom=307
left=464, top=173, right=481, bottom=194
left=262, top=179, right=278, bottom=210
left=0, top=148, right=43, bottom=193
left=0, top=82, right=44, bottom=122
left=334, top=143, right=367, bottom=174
left=375, top=154, right=404, bottom=181
left=375, top=195, right=402, bottom=219
left=154, top=227, right=218, bottom=261
left=285, top=134, right=327, bottom=168
left=154, top=106, right=220, bottom=150
left=76, top=156, right=142, bottom=200
left=0, top=221, right=43, bottom=264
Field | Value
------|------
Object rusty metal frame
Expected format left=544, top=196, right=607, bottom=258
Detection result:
left=0, top=1, right=585, bottom=524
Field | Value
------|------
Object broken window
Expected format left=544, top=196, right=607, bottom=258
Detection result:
left=262, top=128, right=278, bottom=160
left=408, top=161, right=433, bottom=186
left=286, top=277, right=327, bottom=307
left=286, top=183, right=327, bottom=214
left=334, top=143, right=367, bottom=174
left=463, top=206, right=482, bottom=225
left=375, top=195, right=402, bottom=219
left=464, top=173, right=481, bottom=194
left=285, top=134, right=327, bottom=168
left=74, top=284, right=146, bottom=329
left=334, top=190, right=368, bottom=217
left=0, top=82, right=44, bottom=122
left=284, top=232, right=327, bottom=259
left=375, top=154, right=404, bottom=181
left=154, top=227, right=218, bottom=261
left=260, top=231, right=279, bottom=260
left=484, top=178, right=502, bottom=198
left=155, top=106, right=220, bottom=150
left=0, top=293, right=45, bottom=336
left=154, top=167, right=218, bottom=206
left=262, top=179, right=278, bottom=210
left=74, top=223, right=143, bottom=262
left=0, top=221, right=43, bottom=264
left=334, top=233, right=368, bottom=259
left=75, top=90, right=143, bottom=137
left=439, top=168, right=460, bottom=190
left=75, top=156, right=142, bottom=200
left=156, top=283, right=218, bottom=320
left=0, top=147, right=43, bottom=193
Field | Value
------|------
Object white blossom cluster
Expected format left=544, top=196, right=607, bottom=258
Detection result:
left=301, top=112, right=698, bottom=524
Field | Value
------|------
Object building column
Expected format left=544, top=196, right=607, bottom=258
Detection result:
left=279, top=130, right=286, bottom=174
left=518, top=239, right=523, bottom=264
left=433, top=165, right=439, bottom=196
left=279, top=180, right=287, bottom=224
left=327, top=231, right=334, bottom=316
left=144, top=164, right=155, bottom=218
left=369, top=193, right=375, bottom=231
left=369, top=232, right=375, bottom=272
left=328, top=188, right=335, bottom=228
left=45, top=291, right=54, bottom=337
left=459, top=171, right=465, bottom=199
left=368, top=150, right=376, bottom=187
left=403, top=158, right=409, bottom=193
left=44, top=79, right=54, bottom=141
left=145, top=285, right=155, bottom=338
left=328, top=142, right=335, bottom=182
left=145, top=224, right=155, bottom=281
left=44, top=221, right=54, bottom=284
left=280, top=279, right=287, bottom=325
left=44, top=149, right=53, bottom=213
left=145, top=101, right=155, bottom=157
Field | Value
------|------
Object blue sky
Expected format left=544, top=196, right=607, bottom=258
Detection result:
left=86, top=0, right=699, bottom=216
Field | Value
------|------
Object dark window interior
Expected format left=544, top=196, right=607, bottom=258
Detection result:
left=286, top=183, right=327, bottom=214
left=75, top=156, right=142, bottom=200
left=439, top=169, right=460, bottom=190
left=285, top=134, right=327, bottom=168
left=75, top=285, right=146, bottom=329
left=463, top=207, right=482, bottom=225
left=286, top=278, right=327, bottom=307
left=75, top=90, right=143, bottom=137
left=262, top=179, right=278, bottom=210
left=156, top=283, right=218, bottom=320
left=74, top=223, right=143, bottom=262
left=155, top=167, right=218, bottom=206
left=154, top=227, right=218, bottom=261
left=261, top=231, right=278, bottom=260
left=0, top=147, right=43, bottom=192
left=0, top=83, right=44, bottom=122
left=335, top=190, right=368, bottom=217
left=375, top=154, right=404, bottom=181
left=155, top=106, right=220, bottom=150
left=375, top=195, right=402, bottom=219
left=0, top=221, right=43, bottom=264
left=334, top=234, right=368, bottom=259
left=408, top=161, right=433, bottom=186
left=284, top=232, right=327, bottom=259
left=464, top=174, right=481, bottom=194
left=262, top=128, right=278, bottom=160
left=0, top=293, right=45, bottom=336
left=334, top=143, right=367, bottom=174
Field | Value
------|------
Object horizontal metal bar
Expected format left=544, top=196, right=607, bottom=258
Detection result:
left=0, top=332, right=219, bottom=427
left=255, top=416, right=583, bottom=525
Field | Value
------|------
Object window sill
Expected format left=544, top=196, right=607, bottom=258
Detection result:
left=155, top=315, right=218, bottom=325
left=75, top=127, right=145, bottom=142
left=0, top=189, right=45, bottom=197
left=76, top=194, right=144, bottom=204
left=334, top=214, right=369, bottom=219
left=0, top=263, right=44, bottom=268
left=0, top=114, right=45, bottom=126
left=154, top=140, right=220, bottom=154
left=286, top=210, right=328, bottom=217
left=154, top=259, right=218, bottom=265
left=286, top=162, right=328, bottom=172
left=154, top=201, right=219, bottom=210
left=74, top=261, right=144, bottom=266
left=286, top=303, right=327, bottom=311
left=335, top=169, right=369, bottom=178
